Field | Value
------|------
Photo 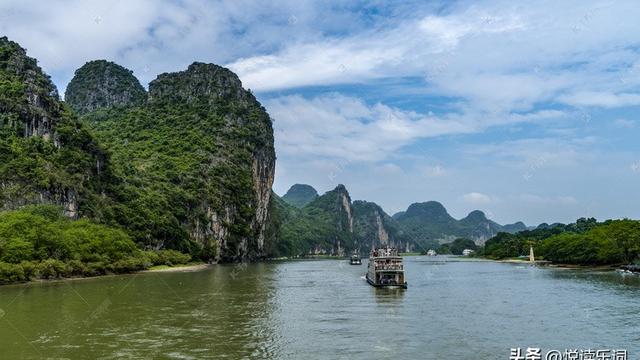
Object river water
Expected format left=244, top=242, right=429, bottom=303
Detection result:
left=1, top=256, right=639, bottom=359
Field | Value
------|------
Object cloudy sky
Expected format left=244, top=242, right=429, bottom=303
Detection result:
left=3, top=0, right=639, bottom=225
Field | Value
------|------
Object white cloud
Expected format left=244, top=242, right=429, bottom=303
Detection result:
left=614, top=118, right=635, bottom=128
left=558, top=91, right=640, bottom=108
left=228, top=0, right=640, bottom=115
left=266, top=94, right=570, bottom=163
left=266, top=94, right=471, bottom=162
left=422, top=165, right=446, bottom=177
left=462, top=192, right=492, bottom=205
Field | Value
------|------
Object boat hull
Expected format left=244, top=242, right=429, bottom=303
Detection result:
left=366, top=274, right=407, bottom=289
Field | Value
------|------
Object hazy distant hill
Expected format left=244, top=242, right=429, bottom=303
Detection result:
left=282, top=184, right=319, bottom=208
left=393, top=202, right=527, bottom=244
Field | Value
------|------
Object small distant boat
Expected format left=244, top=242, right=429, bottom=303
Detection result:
left=426, top=249, right=437, bottom=256
left=349, top=253, right=362, bottom=265
left=462, top=249, right=475, bottom=256
left=366, top=247, right=407, bottom=289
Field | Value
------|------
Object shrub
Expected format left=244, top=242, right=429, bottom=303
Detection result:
left=36, top=259, right=67, bottom=279
left=19, top=260, right=38, bottom=279
left=156, top=250, right=191, bottom=266
left=0, top=262, right=26, bottom=284
left=112, top=257, right=147, bottom=273
left=66, top=259, right=87, bottom=276
left=140, top=251, right=160, bottom=266
left=84, top=262, right=107, bottom=276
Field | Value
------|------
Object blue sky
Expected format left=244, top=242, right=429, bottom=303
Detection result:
left=2, top=0, right=640, bottom=225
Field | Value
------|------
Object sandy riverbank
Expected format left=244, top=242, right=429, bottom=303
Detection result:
left=143, top=263, right=212, bottom=273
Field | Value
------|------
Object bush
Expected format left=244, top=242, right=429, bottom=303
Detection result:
left=112, top=257, right=147, bottom=273
left=19, top=260, right=38, bottom=279
left=0, top=262, right=26, bottom=284
left=36, top=259, right=67, bottom=279
left=156, top=250, right=191, bottom=266
left=66, top=259, right=87, bottom=276
left=140, top=251, right=160, bottom=266
left=85, top=262, right=107, bottom=276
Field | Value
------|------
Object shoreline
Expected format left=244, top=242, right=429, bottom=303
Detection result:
left=142, top=263, right=212, bottom=273
left=0, top=262, right=212, bottom=288
left=492, top=258, right=621, bottom=271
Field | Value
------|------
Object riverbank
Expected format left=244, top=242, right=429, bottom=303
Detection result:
left=492, top=257, right=623, bottom=271
left=0, top=262, right=210, bottom=287
left=144, top=263, right=211, bottom=272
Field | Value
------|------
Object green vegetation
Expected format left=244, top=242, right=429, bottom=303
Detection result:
left=483, top=218, right=640, bottom=265
left=0, top=205, right=191, bottom=284
left=2, top=36, right=276, bottom=270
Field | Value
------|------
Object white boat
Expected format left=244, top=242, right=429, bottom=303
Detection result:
left=366, top=247, right=407, bottom=289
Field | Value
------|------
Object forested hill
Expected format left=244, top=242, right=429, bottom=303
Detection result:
left=71, top=61, right=276, bottom=262
left=0, top=36, right=277, bottom=284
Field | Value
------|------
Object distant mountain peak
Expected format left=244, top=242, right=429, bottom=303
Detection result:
left=463, top=210, right=488, bottom=222
left=403, top=201, right=451, bottom=219
left=333, top=184, right=348, bottom=193
left=282, top=184, right=318, bottom=208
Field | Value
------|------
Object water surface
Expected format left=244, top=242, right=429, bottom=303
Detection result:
left=1, top=257, right=639, bottom=359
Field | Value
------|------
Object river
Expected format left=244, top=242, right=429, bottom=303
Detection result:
left=1, top=256, right=639, bottom=359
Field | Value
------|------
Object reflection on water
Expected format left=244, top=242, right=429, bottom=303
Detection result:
left=373, top=287, right=406, bottom=304
left=1, top=256, right=639, bottom=359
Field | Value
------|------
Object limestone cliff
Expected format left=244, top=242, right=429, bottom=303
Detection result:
left=352, top=200, right=412, bottom=252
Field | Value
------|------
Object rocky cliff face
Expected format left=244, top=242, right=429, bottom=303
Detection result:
left=64, top=60, right=147, bottom=114
left=0, top=37, right=110, bottom=218
left=352, top=200, right=413, bottom=253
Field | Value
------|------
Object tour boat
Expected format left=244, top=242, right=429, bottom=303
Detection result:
left=349, top=253, right=362, bottom=265
left=366, top=247, right=407, bottom=289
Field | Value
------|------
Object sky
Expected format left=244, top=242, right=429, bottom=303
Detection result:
left=2, top=0, right=639, bottom=225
